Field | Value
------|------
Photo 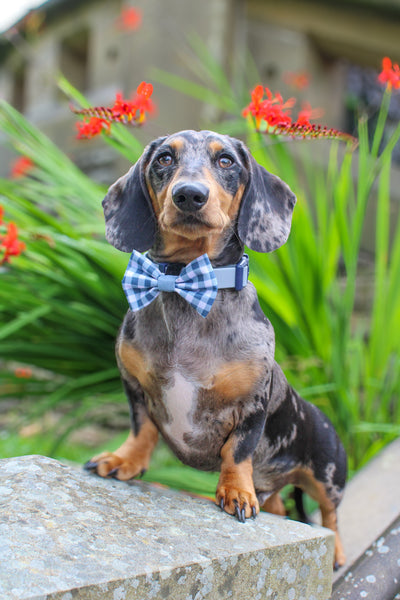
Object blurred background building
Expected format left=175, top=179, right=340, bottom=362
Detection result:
left=0, top=0, right=399, bottom=187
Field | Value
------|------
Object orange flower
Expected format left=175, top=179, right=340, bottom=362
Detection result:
left=283, top=70, right=310, bottom=91
left=111, top=93, right=138, bottom=122
left=10, top=156, right=34, bottom=179
left=0, top=205, right=4, bottom=226
left=76, top=116, right=111, bottom=139
left=296, top=103, right=324, bottom=127
left=378, top=57, right=400, bottom=91
left=14, top=367, right=33, bottom=379
left=116, top=6, right=142, bottom=31
left=73, top=82, right=156, bottom=138
left=131, top=81, right=155, bottom=120
left=243, top=85, right=357, bottom=147
left=242, top=85, right=295, bottom=130
left=242, top=85, right=266, bottom=129
left=0, top=221, right=26, bottom=265
left=111, top=83, right=155, bottom=122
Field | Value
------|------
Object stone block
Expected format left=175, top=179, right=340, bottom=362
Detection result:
left=0, top=455, right=334, bottom=599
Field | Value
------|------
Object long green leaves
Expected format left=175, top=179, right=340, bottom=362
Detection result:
left=1, top=58, right=400, bottom=487
left=249, top=103, right=400, bottom=470
left=0, top=100, right=135, bottom=405
left=153, top=47, right=400, bottom=471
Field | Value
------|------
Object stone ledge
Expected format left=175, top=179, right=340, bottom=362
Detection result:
left=0, top=455, right=334, bottom=600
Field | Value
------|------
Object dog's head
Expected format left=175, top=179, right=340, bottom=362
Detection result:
left=102, top=130, right=296, bottom=262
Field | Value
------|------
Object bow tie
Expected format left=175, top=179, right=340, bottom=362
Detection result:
left=122, top=250, right=219, bottom=318
left=122, top=250, right=249, bottom=318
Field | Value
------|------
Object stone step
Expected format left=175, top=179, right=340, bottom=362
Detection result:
left=0, top=455, right=335, bottom=600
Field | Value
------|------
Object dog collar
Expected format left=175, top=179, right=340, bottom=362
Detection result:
left=148, top=253, right=249, bottom=291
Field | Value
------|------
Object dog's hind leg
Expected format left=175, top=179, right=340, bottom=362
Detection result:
left=261, top=492, right=286, bottom=517
left=295, top=468, right=346, bottom=568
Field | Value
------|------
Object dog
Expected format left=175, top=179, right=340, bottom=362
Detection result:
left=85, top=129, right=347, bottom=568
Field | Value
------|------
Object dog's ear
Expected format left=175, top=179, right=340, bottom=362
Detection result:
left=102, top=137, right=167, bottom=252
left=237, top=148, right=296, bottom=253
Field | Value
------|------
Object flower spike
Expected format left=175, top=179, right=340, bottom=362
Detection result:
left=0, top=207, right=26, bottom=265
left=243, top=85, right=357, bottom=147
left=10, top=156, right=34, bottom=178
left=72, top=82, right=156, bottom=139
left=378, top=57, right=400, bottom=91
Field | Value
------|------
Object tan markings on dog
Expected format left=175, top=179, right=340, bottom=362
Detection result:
left=146, top=183, right=162, bottom=217
left=169, top=137, right=185, bottom=153
left=156, top=230, right=227, bottom=263
left=216, top=436, right=259, bottom=519
left=228, top=183, right=245, bottom=219
left=208, top=140, right=224, bottom=154
left=89, top=421, right=159, bottom=480
left=146, top=166, right=185, bottom=217
left=261, top=492, right=286, bottom=516
left=118, top=341, right=153, bottom=391
left=202, top=168, right=234, bottom=219
left=211, top=360, right=264, bottom=400
left=291, top=467, right=346, bottom=567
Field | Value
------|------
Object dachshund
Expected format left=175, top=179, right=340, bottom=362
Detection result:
left=85, top=130, right=347, bottom=568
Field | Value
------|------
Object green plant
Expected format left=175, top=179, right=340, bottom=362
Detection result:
left=0, top=100, right=133, bottom=423
left=0, top=90, right=221, bottom=496
left=153, top=47, right=400, bottom=472
left=1, top=45, right=399, bottom=497
left=249, top=123, right=400, bottom=471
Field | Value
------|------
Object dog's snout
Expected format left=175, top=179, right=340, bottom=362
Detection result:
left=172, top=182, right=209, bottom=212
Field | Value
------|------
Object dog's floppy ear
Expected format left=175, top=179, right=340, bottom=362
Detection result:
left=237, top=150, right=296, bottom=253
left=102, top=137, right=167, bottom=252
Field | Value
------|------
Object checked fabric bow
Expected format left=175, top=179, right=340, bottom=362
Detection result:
left=122, top=250, right=218, bottom=318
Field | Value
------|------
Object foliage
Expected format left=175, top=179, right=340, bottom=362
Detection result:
left=0, top=89, right=220, bottom=495
left=0, top=99, right=130, bottom=423
left=1, top=46, right=400, bottom=501
left=248, top=113, right=400, bottom=470
left=152, top=44, right=400, bottom=472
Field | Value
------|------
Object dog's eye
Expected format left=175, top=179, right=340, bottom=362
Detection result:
left=157, top=153, right=173, bottom=167
left=218, top=154, right=234, bottom=168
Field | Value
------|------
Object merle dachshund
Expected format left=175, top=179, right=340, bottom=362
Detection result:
left=85, top=130, right=347, bottom=567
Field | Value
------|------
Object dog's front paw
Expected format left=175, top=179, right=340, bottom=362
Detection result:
left=84, top=451, right=146, bottom=481
left=216, top=486, right=259, bottom=522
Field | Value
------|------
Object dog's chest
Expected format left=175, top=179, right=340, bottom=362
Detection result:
left=146, top=365, right=237, bottom=469
left=158, top=370, right=196, bottom=445
left=121, top=287, right=275, bottom=467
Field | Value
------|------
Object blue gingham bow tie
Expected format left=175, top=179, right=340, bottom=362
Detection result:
left=122, top=250, right=218, bottom=318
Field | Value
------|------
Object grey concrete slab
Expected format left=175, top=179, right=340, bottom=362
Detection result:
left=332, top=514, right=400, bottom=600
left=0, top=455, right=335, bottom=600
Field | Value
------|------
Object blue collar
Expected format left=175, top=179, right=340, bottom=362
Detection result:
left=147, top=253, right=249, bottom=291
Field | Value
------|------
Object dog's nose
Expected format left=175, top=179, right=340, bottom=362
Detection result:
left=172, top=182, right=209, bottom=212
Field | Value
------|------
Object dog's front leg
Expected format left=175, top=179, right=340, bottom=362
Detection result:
left=216, top=408, right=266, bottom=522
left=85, top=380, right=158, bottom=480
left=216, top=438, right=258, bottom=522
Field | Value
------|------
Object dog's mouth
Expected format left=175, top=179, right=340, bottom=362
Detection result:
left=165, top=210, right=222, bottom=238
left=173, top=211, right=214, bottom=228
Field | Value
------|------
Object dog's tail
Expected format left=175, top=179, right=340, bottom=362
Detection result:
left=294, top=487, right=311, bottom=524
